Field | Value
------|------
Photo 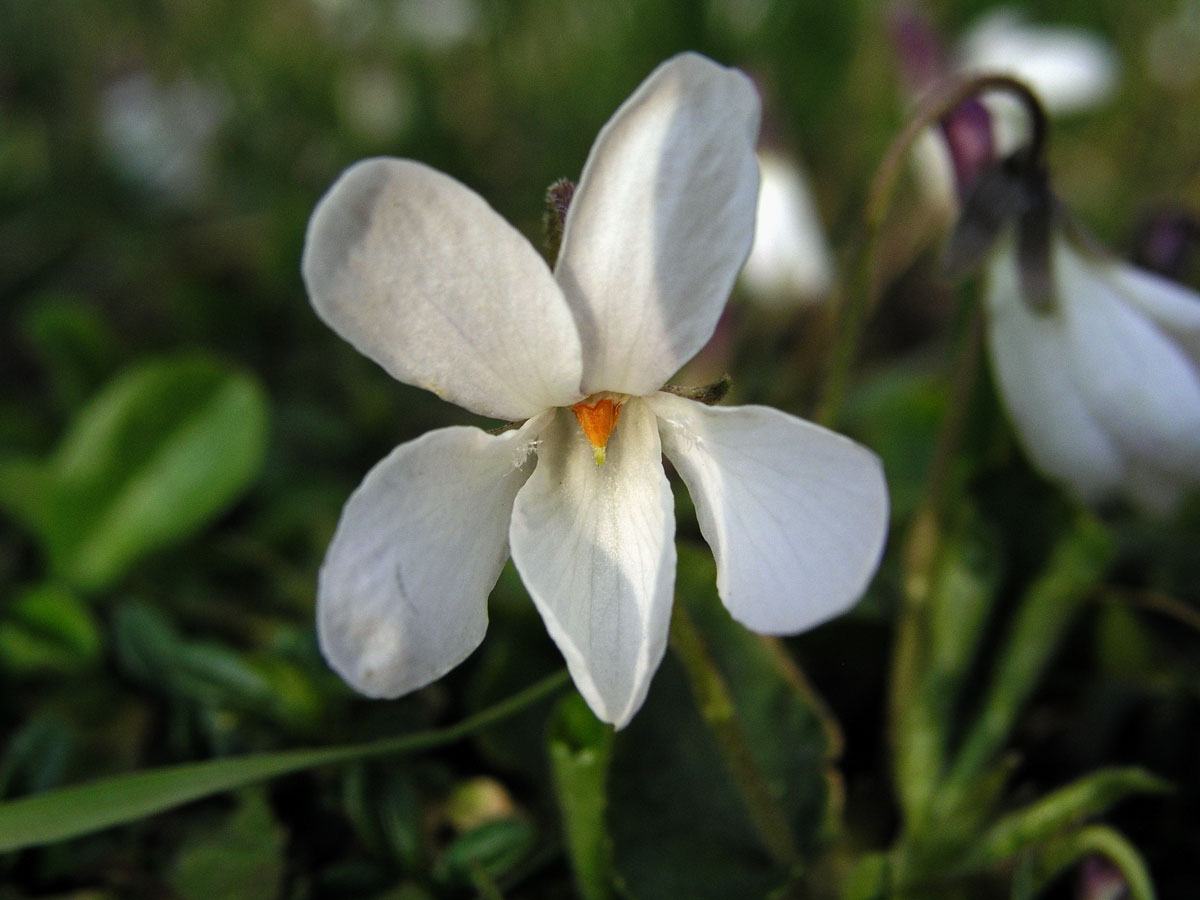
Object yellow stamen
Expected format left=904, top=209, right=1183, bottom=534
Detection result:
left=570, top=396, right=622, bottom=466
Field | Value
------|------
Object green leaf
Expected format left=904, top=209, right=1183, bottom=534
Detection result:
left=0, top=582, right=102, bottom=674
left=607, top=544, right=839, bottom=899
left=170, top=790, right=285, bottom=900
left=548, top=693, right=615, bottom=900
left=0, top=354, right=269, bottom=592
left=946, top=515, right=1113, bottom=790
left=432, top=818, right=537, bottom=889
left=1031, top=825, right=1157, bottom=900
left=959, top=768, right=1169, bottom=873
left=0, top=669, right=568, bottom=853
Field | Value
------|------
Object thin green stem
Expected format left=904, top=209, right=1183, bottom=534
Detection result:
left=815, top=73, right=1046, bottom=428
left=669, top=604, right=797, bottom=868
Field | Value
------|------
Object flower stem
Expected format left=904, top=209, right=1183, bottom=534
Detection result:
left=669, top=603, right=798, bottom=868
left=814, top=73, right=1044, bottom=428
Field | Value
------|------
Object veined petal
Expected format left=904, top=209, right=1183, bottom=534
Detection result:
left=984, top=244, right=1125, bottom=502
left=1056, top=240, right=1200, bottom=478
left=303, top=158, right=584, bottom=420
left=554, top=53, right=761, bottom=396
left=1109, top=262, right=1200, bottom=364
left=650, top=393, right=888, bottom=634
left=509, top=399, right=675, bottom=728
left=318, top=416, right=548, bottom=698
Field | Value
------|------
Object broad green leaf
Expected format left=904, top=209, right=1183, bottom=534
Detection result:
left=608, top=543, right=838, bottom=899
left=0, top=669, right=568, bottom=853
left=0, top=582, right=102, bottom=674
left=0, top=716, right=75, bottom=800
left=170, top=789, right=284, bottom=900
left=0, top=355, right=269, bottom=592
left=342, top=763, right=423, bottom=871
left=958, top=768, right=1169, bottom=873
left=548, top=694, right=615, bottom=900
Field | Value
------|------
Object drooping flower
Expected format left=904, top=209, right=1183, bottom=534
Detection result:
left=301, top=53, right=889, bottom=727
left=985, top=228, right=1200, bottom=513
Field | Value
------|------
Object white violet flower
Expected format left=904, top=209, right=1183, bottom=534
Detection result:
left=301, top=53, right=889, bottom=727
left=986, top=232, right=1200, bottom=513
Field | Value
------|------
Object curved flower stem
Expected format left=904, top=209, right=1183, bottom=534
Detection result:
left=814, top=73, right=1045, bottom=428
left=669, top=603, right=798, bottom=868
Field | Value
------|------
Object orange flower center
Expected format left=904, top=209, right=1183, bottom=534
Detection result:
left=570, top=396, right=624, bottom=465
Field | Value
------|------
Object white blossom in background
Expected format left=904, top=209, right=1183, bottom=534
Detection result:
left=739, top=150, right=835, bottom=309
left=99, top=72, right=226, bottom=200
left=911, top=7, right=1119, bottom=211
left=986, top=233, right=1200, bottom=513
left=302, top=54, right=889, bottom=727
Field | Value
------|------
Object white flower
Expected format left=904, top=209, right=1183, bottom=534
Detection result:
left=957, top=8, right=1119, bottom=116
left=301, top=54, right=889, bottom=727
left=986, top=233, right=1200, bottom=513
left=739, top=151, right=835, bottom=308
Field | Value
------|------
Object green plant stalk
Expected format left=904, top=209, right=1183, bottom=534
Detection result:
left=669, top=603, right=797, bottom=868
left=0, top=669, right=570, bottom=853
left=889, top=302, right=987, bottom=833
left=814, top=74, right=1041, bottom=427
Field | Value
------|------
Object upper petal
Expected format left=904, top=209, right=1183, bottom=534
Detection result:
left=303, top=158, right=584, bottom=420
left=318, top=416, right=547, bottom=698
left=985, top=243, right=1125, bottom=503
left=1056, top=240, right=1200, bottom=479
left=554, top=53, right=761, bottom=395
left=509, top=399, right=676, bottom=728
left=650, top=393, right=888, bottom=634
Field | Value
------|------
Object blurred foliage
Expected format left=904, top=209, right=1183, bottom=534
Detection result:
left=2, top=0, right=1199, bottom=898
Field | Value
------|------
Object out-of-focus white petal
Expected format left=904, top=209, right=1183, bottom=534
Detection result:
left=554, top=53, right=760, bottom=396
left=318, top=416, right=547, bottom=698
left=650, top=393, right=887, bottom=634
left=985, top=245, right=1125, bottom=502
left=1056, top=241, right=1200, bottom=479
left=740, top=151, right=835, bottom=308
left=303, top=158, right=584, bottom=420
left=509, top=399, right=675, bottom=727
left=1109, top=262, right=1200, bottom=364
left=958, top=9, right=1119, bottom=114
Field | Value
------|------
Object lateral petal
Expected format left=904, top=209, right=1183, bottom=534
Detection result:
left=984, top=244, right=1125, bottom=502
left=1109, top=262, right=1200, bottom=364
left=303, top=158, right=584, bottom=420
left=650, top=393, right=888, bottom=634
left=1056, top=241, right=1200, bottom=478
left=509, top=399, right=676, bottom=728
left=554, top=53, right=761, bottom=396
left=318, top=417, right=547, bottom=698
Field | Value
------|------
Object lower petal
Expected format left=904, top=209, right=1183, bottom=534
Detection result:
left=318, top=418, right=546, bottom=698
left=650, top=393, right=888, bottom=634
left=509, top=399, right=676, bottom=728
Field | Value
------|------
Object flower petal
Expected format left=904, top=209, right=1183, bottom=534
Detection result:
left=303, top=158, right=584, bottom=420
left=509, top=399, right=675, bottom=727
left=1109, top=262, right=1200, bottom=364
left=984, top=245, right=1125, bottom=502
left=1056, top=241, right=1200, bottom=478
left=650, top=393, right=888, bottom=634
left=318, top=417, right=547, bottom=698
left=554, top=53, right=761, bottom=395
